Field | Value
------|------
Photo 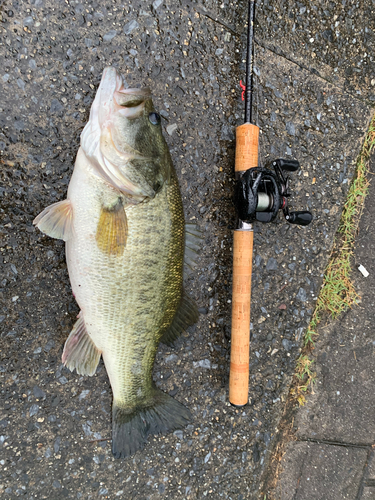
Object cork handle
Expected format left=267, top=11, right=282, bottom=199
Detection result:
left=235, top=123, right=259, bottom=172
left=229, top=230, right=253, bottom=405
left=229, top=122, right=259, bottom=406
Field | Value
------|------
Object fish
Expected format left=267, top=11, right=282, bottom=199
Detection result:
left=33, top=67, right=201, bottom=458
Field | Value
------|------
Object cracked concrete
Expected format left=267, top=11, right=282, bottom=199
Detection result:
left=275, top=441, right=368, bottom=500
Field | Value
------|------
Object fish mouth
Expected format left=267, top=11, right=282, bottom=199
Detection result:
left=80, top=67, right=156, bottom=198
left=100, top=67, right=151, bottom=120
left=86, top=66, right=152, bottom=134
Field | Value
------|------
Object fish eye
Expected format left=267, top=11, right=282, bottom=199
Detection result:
left=149, top=112, right=161, bottom=125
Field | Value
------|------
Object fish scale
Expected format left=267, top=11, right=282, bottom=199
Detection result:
left=66, top=149, right=184, bottom=405
left=34, top=67, right=199, bottom=458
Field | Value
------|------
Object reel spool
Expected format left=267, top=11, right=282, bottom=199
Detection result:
left=235, top=158, right=313, bottom=226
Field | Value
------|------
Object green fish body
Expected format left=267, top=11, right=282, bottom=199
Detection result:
left=34, top=67, right=199, bottom=458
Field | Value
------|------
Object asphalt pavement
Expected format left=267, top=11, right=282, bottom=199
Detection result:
left=0, top=1, right=374, bottom=499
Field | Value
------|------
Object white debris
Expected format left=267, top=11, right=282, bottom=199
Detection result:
left=166, top=123, right=178, bottom=136
left=358, top=264, right=369, bottom=277
left=193, top=359, right=211, bottom=369
left=153, top=0, right=163, bottom=9
left=79, top=389, right=90, bottom=400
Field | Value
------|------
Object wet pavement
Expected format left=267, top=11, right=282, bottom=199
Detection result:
left=265, top=155, right=375, bottom=500
left=0, top=1, right=374, bottom=499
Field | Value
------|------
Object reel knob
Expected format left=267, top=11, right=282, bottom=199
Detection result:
left=285, top=211, right=313, bottom=226
left=273, top=159, right=300, bottom=172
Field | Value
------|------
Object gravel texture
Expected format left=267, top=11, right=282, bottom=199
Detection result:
left=0, top=1, right=373, bottom=499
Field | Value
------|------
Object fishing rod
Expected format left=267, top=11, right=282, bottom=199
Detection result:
left=229, top=0, right=313, bottom=407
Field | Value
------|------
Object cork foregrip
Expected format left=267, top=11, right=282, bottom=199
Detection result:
left=235, top=123, right=259, bottom=172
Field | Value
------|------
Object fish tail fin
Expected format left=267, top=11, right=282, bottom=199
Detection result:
left=112, top=389, right=191, bottom=458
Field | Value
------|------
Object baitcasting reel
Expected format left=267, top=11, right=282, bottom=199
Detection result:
left=235, top=158, right=313, bottom=226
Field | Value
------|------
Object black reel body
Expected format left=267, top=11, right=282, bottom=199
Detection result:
left=235, top=159, right=312, bottom=226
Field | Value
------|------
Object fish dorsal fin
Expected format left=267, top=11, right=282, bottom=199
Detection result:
left=96, top=198, right=128, bottom=256
left=33, top=199, right=73, bottom=241
left=62, top=313, right=101, bottom=376
left=160, top=290, right=199, bottom=346
left=184, top=223, right=203, bottom=278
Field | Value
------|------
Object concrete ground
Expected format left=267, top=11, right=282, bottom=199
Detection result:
left=0, top=1, right=374, bottom=499
left=264, top=156, right=375, bottom=499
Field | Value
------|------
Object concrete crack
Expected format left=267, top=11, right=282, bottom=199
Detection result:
left=298, top=437, right=372, bottom=450
left=254, top=38, right=372, bottom=106
left=194, top=3, right=370, bottom=106
left=194, top=5, right=240, bottom=37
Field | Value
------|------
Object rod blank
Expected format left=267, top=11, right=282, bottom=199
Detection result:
left=244, top=0, right=256, bottom=124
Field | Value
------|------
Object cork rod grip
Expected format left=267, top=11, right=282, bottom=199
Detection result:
left=229, top=122, right=259, bottom=406
left=229, top=230, right=253, bottom=405
left=235, top=123, right=259, bottom=172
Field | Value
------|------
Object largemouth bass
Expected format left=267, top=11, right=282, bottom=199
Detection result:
left=34, top=67, right=200, bottom=458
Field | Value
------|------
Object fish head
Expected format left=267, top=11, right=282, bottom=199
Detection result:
left=81, top=67, right=170, bottom=200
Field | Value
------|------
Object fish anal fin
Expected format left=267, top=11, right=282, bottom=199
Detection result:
left=62, top=314, right=101, bottom=376
left=112, top=388, right=191, bottom=458
left=33, top=199, right=73, bottom=241
left=160, top=290, right=199, bottom=346
left=96, top=198, right=128, bottom=256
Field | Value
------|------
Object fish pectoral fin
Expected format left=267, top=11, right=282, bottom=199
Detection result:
left=33, top=199, right=73, bottom=241
left=160, top=290, right=199, bottom=346
left=96, top=198, right=128, bottom=256
left=184, top=223, right=203, bottom=278
left=112, top=389, right=191, bottom=459
left=62, top=314, right=101, bottom=376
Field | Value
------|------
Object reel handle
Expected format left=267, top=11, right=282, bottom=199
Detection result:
left=275, top=158, right=300, bottom=172
left=285, top=211, right=313, bottom=226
